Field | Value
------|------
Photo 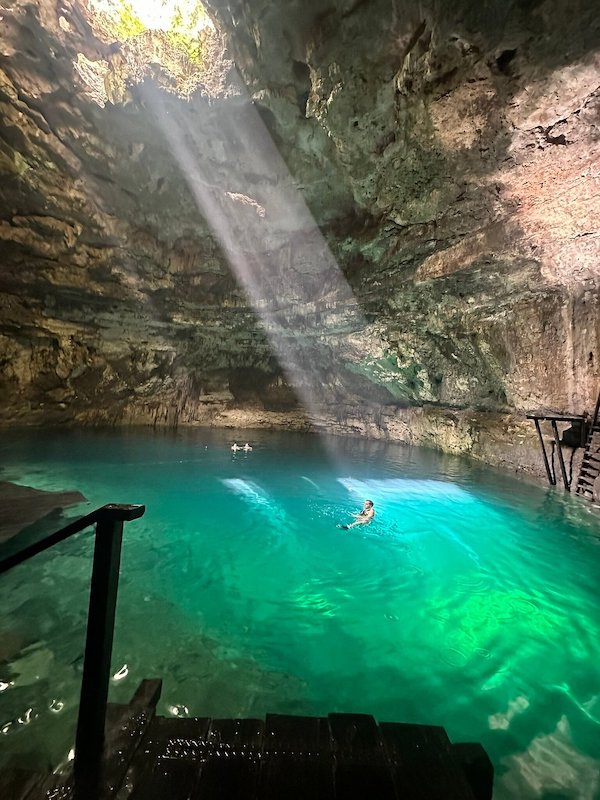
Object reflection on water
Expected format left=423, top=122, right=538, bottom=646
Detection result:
left=1, top=427, right=600, bottom=799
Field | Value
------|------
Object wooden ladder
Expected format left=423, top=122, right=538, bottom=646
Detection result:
left=575, top=392, right=600, bottom=501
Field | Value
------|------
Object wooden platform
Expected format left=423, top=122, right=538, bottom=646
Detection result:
left=3, top=680, right=493, bottom=800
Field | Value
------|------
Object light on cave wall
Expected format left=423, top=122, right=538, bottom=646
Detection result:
left=78, top=0, right=378, bottom=442
left=144, top=78, right=369, bottom=433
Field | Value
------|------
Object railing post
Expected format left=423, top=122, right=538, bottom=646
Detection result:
left=73, top=504, right=144, bottom=798
left=551, top=420, right=570, bottom=490
left=533, top=419, right=555, bottom=485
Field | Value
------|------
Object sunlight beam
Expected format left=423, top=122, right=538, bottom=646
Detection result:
left=142, top=78, right=370, bottom=439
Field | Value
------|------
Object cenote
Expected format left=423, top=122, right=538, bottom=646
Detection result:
left=1, top=427, right=599, bottom=799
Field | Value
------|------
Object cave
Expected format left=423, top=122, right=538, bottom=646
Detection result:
left=1, top=1, right=599, bottom=797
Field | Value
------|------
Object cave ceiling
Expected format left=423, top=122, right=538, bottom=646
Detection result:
left=0, top=0, right=599, bottom=467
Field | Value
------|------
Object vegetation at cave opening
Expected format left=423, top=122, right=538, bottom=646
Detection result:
left=92, top=0, right=210, bottom=66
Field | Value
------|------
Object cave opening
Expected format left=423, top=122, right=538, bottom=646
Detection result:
left=91, top=0, right=208, bottom=33
left=66, top=0, right=377, bottom=455
left=77, top=0, right=229, bottom=102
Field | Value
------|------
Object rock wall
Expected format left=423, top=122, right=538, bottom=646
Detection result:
left=0, top=0, right=599, bottom=477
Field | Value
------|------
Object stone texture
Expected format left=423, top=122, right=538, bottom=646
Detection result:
left=0, top=0, right=599, bottom=478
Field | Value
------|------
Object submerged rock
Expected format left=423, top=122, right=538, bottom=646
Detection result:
left=0, top=482, right=87, bottom=543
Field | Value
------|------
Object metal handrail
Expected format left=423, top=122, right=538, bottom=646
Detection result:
left=593, top=392, right=600, bottom=430
left=0, top=504, right=133, bottom=574
left=0, top=502, right=145, bottom=797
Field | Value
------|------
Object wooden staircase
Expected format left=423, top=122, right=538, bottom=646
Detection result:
left=2, top=680, right=494, bottom=800
left=575, top=392, right=600, bottom=502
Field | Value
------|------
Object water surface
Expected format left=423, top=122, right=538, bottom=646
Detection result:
left=1, top=427, right=599, bottom=799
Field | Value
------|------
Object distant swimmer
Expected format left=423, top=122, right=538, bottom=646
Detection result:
left=243, top=443, right=253, bottom=451
left=340, top=499, right=375, bottom=530
left=231, top=443, right=241, bottom=452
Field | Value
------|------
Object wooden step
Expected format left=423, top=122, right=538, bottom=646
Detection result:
left=451, top=743, right=494, bottom=800
left=381, top=721, right=476, bottom=800
left=578, top=467, right=600, bottom=480
left=195, top=717, right=266, bottom=800
left=577, top=474, right=597, bottom=486
left=258, top=714, right=333, bottom=800
left=127, top=716, right=210, bottom=800
left=581, top=452, right=600, bottom=465
left=4, top=681, right=493, bottom=800
left=330, top=713, right=396, bottom=800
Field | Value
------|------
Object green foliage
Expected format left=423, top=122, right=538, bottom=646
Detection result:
left=165, top=3, right=207, bottom=66
left=101, top=0, right=207, bottom=66
left=167, top=32, right=203, bottom=66
left=112, top=1, right=145, bottom=40
left=91, top=0, right=214, bottom=99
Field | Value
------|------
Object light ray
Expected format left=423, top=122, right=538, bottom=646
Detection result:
left=141, top=78, right=371, bottom=454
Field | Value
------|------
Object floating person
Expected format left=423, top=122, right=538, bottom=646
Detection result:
left=243, top=442, right=253, bottom=451
left=231, top=443, right=241, bottom=452
left=340, top=499, right=375, bottom=530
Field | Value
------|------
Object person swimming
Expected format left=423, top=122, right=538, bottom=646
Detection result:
left=231, top=443, right=241, bottom=452
left=243, top=443, right=253, bottom=451
left=340, top=499, right=375, bottom=530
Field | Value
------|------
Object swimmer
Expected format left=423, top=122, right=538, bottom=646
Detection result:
left=243, top=443, right=253, bottom=451
left=231, top=443, right=241, bottom=452
left=340, top=499, right=375, bottom=530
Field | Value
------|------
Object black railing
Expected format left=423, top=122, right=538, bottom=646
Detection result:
left=0, top=502, right=145, bottom=797
left=526, top=412, right=589, bottom=490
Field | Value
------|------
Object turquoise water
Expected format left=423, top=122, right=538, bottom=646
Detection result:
left=1, top=427, right=600, bottom=798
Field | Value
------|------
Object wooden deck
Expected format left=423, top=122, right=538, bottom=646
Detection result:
left=3, top=680, right=493, bottom=800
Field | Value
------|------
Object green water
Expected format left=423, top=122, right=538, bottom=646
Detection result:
left=1, top=427, right=599, bottom=798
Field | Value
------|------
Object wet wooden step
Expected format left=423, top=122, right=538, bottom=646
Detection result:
left=258, top=714, right=333, bottom=800
left=581, top=452, right=600, bottom=465
left=127, top=716, right=210, bottom=800
left=194, top=717, right=265, bottom=800
left=124, top=710, right=485, bottom=800
left=6, top=680, right=493, bottom=800
left=577, top=475, right=596, bottom=487
left=329, top=713, right=396, bottom=800
left=381, top=721, right=475, bottom=800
